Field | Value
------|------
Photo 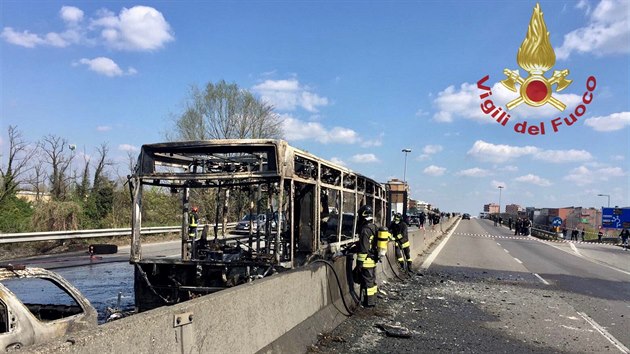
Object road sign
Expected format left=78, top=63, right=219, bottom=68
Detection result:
left=601, top=207, right=630, bottom=229
left=551, top=217, right=562, bottom=227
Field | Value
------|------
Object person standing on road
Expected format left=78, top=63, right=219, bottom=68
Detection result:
left=419, top=212, right=426, bottom=230
left=598, top=230, right=603, bottom=243
left=514, top=218, right=521, bottom=236
left=188, top=206, right=199, bottom=238
left=356, top=205, right=379, bottom=307
left=389, top=213, right=412, bottom=272
left=580, top=229, right=585, bottom=241
left=562, top=226, right=568, bottom=240
left=620, top=228, right=630, bottom=251
left=508, top=217, right=513, bottom=230
left=523, top=218, right=531, bottom=236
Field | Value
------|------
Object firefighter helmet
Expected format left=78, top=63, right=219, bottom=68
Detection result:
left=358, top=205, right=373, bottom=221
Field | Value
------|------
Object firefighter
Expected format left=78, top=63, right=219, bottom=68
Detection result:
left=188, top=206, right=199, bottom=238
left=356, top=205, right=379, bottom=307
left=389, top=213, right=412, bottom=272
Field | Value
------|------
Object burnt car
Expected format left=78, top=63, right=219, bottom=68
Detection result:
left=0, top=265, right=97, bottom=351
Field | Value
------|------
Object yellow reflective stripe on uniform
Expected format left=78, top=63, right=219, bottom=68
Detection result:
left=401, top=241, right=410, bottom=248
left=396, top=234, right=403, bottom=240
left=367, top=285, right=378, bottom=296
left=357, top=253, right=367, bottom=262
left=397, top=256, right=405, bottom=262
left=363, top=258, right=376, bottom=268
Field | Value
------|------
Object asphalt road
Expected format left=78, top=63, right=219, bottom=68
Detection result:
left=315, top=218, right=630, bottom=353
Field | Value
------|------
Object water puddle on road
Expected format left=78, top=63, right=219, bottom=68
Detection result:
left=56, top=262, right=135, bottom=323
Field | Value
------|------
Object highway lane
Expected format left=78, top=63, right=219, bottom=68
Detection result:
left=428, top=217, right=630, bottom=352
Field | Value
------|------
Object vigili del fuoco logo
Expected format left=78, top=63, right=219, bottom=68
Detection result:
left=477, top=3, right=597, bottom=135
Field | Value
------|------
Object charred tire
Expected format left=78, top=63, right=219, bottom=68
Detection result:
left=90, top=244, right=118, bottom=254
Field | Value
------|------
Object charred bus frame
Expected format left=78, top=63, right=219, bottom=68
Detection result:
left=129, top=140, right=386, bottom=311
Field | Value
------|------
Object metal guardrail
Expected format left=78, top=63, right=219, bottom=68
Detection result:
left=0, top=223, right=238, bottom=244
left=531, top=227, right=563, bottom=240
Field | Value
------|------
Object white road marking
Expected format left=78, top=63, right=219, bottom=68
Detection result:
left=569, top=243, right=582, bottom=257
left=504, top=249, right=509, bottom=253
left=531, top=236, right=630, bottom=276
left=514, top=258, right=523, bottom=264
left=577, top=311, right=630, bottom=353
left=533, top=273, right=549, bottom=285
left=496, top=242, right=501, bottom=246
left=420, top=219, right=461, bottom=270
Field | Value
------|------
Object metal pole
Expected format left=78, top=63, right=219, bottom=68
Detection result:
left=401, top=149, right=411, bottom=184
left=597, top=194, right=610, bottom=207
left=498, top=186, right=504, bottom=215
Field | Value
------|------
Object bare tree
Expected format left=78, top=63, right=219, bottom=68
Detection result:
left=77, top=148, right=91, bottom=200
left=24, top=147, right=49, bottom=201
left=41, top=135, right=75, bottom=200
left=0, top=126, right=33, bottom=203
left=171, top=80, right=284, bottom=141
left=92, top=143, right=112, bottom=191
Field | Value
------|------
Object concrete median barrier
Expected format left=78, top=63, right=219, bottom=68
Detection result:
left=27, top=217, right=459, bottom=354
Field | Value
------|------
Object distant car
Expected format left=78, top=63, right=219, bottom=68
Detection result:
left=406, top=215, right=420, bottom=226
left=462, top=213, right=471, bottom=220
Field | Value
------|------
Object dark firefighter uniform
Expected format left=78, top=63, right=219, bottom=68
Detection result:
left=188, top=207, right=199, bottom=238
left=389, top=213, right=411, bottom=270
left=356, top=205, right=378, bottom=307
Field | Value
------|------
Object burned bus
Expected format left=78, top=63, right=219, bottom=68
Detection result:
left=129, top=140, right=387, bottom=311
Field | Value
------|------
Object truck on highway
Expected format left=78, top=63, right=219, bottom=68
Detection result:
left=0, top=265, right=97, bottom=351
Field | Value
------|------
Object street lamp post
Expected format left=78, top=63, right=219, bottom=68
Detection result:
left=498, top=186, right=504, bottom=215
left=597, top=194, right=610, bottom=207
left=402, top=149, right=412, bottom=184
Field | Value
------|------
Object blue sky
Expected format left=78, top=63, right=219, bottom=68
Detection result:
left=1, top=0, right=628, bottom=215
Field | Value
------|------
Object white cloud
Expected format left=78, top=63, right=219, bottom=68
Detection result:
left=74, top=57, right=136, bottom=77
left=330, top=157, right=346, bottom=166
left=1, top=28, right=46, bottom=48
left=432, top=81, right=582, bottom=123
left=282, top=116, right=360, bottom=144
left=118, top=144, right=139, bottom=152
left=92, top=6, right=174, bottom=51
left=351, top=154, right=379, bottom=163
left=456, top=167, right=492, bottom=177
left=584, top=112, right=630, bottom=132
left=564, top=165, right=625, bottom=186
left=252, top=78, right=328, bottom=112
left=611, top=155, right=625, bottom=161
left=514, top=174, right=552, bottom=186
left=556, top=0, right=629, bottom=59
left=576, top=0, right=592, bottom=15
left=60, top=6, right=84, bottom=24
left=2, top=5, right=173, bottom=52
left=467, top=140, right=592, bottom=164
left=497, top=165, right=518, bottom=172
left=423, top=144, right=443, bottom=154
left=96, top=125, right=112, bottom=132
left=423, top=165, right=446, bottom=176
left=360, top=132, right=384, bottom=148
left=467, top=140, right=538, bottom=163
left=415, top=109, right=429, bottom=117
left=533, top=149, right=593, bottom=163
